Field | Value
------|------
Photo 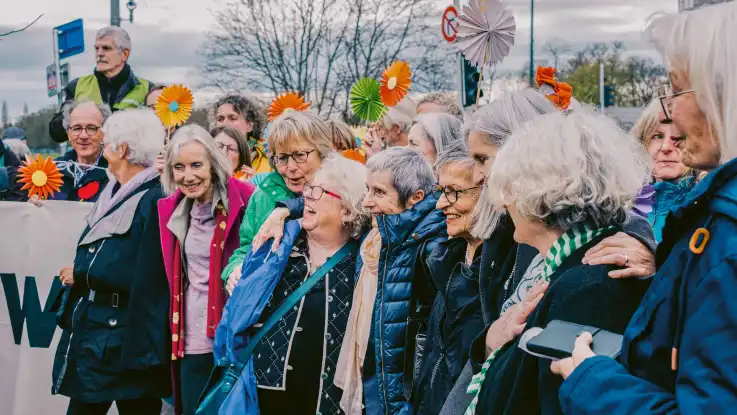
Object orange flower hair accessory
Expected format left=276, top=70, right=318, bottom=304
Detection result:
left=341, top=148, right=367, bottom=164
left=380, top=61, right=412, bottom=107
left=535, top=66, right=573, bottom=110
left=17, top=155, right=64, bottom=200
left=155, top=84, right=194, bottom=128
left=268, top=91, right=310, bottom=122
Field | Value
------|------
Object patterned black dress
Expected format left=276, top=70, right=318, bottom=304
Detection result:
left=254, top=232, right=358, bottom=415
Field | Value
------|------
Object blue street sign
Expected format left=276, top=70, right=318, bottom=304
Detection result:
left=54, top=19, right=84, bottom=60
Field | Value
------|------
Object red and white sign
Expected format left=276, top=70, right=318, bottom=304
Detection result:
left=442, top=5, right=458, bottom=43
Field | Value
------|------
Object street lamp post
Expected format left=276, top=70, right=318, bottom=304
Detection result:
left=111, top=0, right=121, bottom=26
left=529, top=0, right=534, bottom=85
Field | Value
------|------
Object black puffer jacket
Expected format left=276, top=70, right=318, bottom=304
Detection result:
left=0, top=141, right=26, bottom=201
left=412, top=238, right=485, bottom=415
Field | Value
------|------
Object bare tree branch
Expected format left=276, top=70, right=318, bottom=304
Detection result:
left=0, top=14, right=43, bottom=38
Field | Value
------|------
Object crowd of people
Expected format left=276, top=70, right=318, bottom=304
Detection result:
left=1, top=2, right=736, bottom=415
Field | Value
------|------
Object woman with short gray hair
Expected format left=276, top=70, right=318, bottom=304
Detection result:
left=466, top=108, right=651, bottom=415
left=158, top=124, right=256, bottom=415
left=51, top=109, right=171, bottom=414
left=408, top=113, right=463, bottom=166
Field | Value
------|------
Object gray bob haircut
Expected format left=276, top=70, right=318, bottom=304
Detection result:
left=645, top=2, right=737, bottom=165
left=469, top=89, right=557, bottom=239
left=417, top=92, right=464, bottom=120
left=96, top=26, right=132, bottom=51
left=470, top=88, right=557, bottom=147
left=413, top=113, right=464, bottom=157
left=366, top=146, right=434, bottom=206
left=312, top=153, right=371, bottom=239
left=102, top=109, right=165, bottom=167
left=63, top=100, right=113, bottom=130
left=162, top=124, right=233, bottom=196
left=487, top=108, right=651, bottom=231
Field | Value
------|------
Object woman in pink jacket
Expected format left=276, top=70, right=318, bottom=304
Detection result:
left=158, top=125, right=255, bottom=415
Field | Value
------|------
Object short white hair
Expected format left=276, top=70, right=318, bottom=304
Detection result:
left=63, top=100, right=113, bottom=130
left=366, top=146, right=434, bottom=206
left=313, top=153, right=371, bottom=239
left=487, top=108, right=651, bottom=231
left=413, top=113, right=463, bottom=157
left=96, top=26, right=132, bottom=52
left=101, top=109, right=164, bottom=167
left=162, top=125, right=233, bottom=196
left=3, top=139, right=31, bottom=161
left=645, top=1, right=737, bottom=164
left=378, top=98, right=417, bottom=134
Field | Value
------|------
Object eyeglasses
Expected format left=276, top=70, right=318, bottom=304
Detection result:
left=303, top=183, right=342, bottom=201
left=271, top=149, right=316, bottom=166
left=68, top=125, right=101, bottom=136
left=432, top=183, right=479, bottom=205
left=657, top=85, right=695, bottom=122
left=216, top=142, right=239, bottom=155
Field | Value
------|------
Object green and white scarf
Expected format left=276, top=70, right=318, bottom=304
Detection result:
left=464, top=224, right=614, bottom=415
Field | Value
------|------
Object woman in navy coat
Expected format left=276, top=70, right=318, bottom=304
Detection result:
left=552, top=3, right=737, bottom=414
left=51, top=109, right=170, bottom=415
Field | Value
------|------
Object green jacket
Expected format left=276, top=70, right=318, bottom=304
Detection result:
left=221, top=172, right=296, bottom=281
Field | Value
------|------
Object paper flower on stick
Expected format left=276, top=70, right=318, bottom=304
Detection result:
left=455, top=0, right=516, bottom=68
left=380, top=61, right=412, bottom=107
left=268, top=91, right=310, bottom=122
left=17, top=155, right=64, bottom=200
left=155, top=84, right=194, bottom=127
left=350, top=78, right=387, bottom=122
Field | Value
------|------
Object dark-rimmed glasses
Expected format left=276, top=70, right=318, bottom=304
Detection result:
left=272, top=149, right=316, bottom=166
left=432, top=183, right=479, bottom=205
left=304, top=183, right=342, bottom=201
left=68, top=125, right=101, bottom=137
left=657, top=85, right=695, bottom=122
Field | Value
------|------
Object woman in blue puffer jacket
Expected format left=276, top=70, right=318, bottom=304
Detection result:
left=552, top=4, right=737, bottom=414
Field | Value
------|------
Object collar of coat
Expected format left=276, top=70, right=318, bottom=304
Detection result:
left=376, top=191, right=447, bottom=246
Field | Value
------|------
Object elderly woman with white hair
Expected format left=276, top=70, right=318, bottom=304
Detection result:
left=210, top=153, right=369, bottom=414
left=51, top=109, right=170, bottom=415
left=552, top=3, right=737, bottom=413
left=365, top=98, right=417, bottom=154
left=157, top=125, right=256, bottom=415
left=465, top=109, right=651, bottom=415
left=407, top=112, right=463, bottom=166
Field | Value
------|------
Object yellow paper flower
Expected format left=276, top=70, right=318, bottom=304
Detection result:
left=268, top=91, right=310, bottom=122
left=380, top=61, right=412, bottom=107
left=155, top=84, right=194, bottom=127
left=17, top=155, right=64, bottom=200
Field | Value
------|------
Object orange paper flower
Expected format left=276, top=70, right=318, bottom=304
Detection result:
left=536, top=66, right=557, bottom=88
left=341, top=149, right=367, bottom=164
left=380, top=61, right=412, bottom=107
left=155, top=84, right=194, bottom=127
left=17, top=155, right=64, bottom=200
left=268, top=91, right=310, bottom=122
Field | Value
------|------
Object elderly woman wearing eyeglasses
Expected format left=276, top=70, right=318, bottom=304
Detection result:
left=552, top=4, right=737, bottom=414
left=212, top=154, right=369, bottom=414
left=221, top=112, right=334, bottom=292
left=411, top=141, right=487, bottom=414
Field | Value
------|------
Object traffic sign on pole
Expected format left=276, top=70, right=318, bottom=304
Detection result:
left=442, top=6, right=459, bottom=43
left=47, top=63, right=70, bottom=97
left=54, top=19, right=85, bottom=60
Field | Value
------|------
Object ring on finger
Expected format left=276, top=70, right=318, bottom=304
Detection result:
left=623, top=253, right=629, bottom=267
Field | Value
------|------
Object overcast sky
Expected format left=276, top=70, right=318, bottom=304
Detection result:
left=0, top=0, right=676, bottom=119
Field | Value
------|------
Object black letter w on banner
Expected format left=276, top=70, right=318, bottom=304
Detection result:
left=1, top=274, right=61, bottom=348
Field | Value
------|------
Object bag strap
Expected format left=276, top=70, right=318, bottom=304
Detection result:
left=233, top=239, right=358, bottom=372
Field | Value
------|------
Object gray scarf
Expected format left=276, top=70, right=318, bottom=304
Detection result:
left=87, top=167, right=160, bottom=226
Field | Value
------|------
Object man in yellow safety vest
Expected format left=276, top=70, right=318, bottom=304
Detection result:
left=49, top=26, right=152, bottom=143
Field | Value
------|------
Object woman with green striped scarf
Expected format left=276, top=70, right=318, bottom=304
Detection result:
left=463, top=108, right=652, bottom=415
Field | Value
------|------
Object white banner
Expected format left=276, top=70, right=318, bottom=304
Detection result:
left=0, top=201, right=91, bottom=415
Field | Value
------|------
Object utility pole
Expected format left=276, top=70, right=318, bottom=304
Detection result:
left=599, top=62, right=605, bottom=114
left=111, top=0, right=121, bottom=26
left=529, top=0, right=535, bottom=86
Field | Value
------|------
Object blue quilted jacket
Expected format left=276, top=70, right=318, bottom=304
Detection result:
left=365, top=193, right=448, bottom=414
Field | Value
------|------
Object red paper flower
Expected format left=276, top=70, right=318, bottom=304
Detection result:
left=78, top=181, right=101, bottom=201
